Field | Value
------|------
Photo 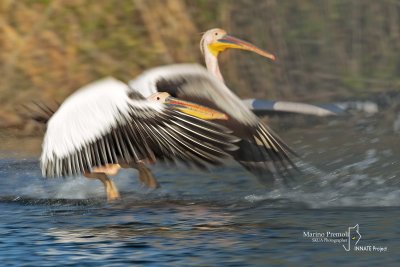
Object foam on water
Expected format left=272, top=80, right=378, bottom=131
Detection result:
left=245, top=147, right=399, bottom=208
left=1, top=109, right=399, bottom=210
left=0, top=152, right=398, bottom=209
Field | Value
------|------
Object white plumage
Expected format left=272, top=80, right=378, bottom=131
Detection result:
left=40, top=72, right=239, bottom=178
left=42, top=77, right=162, bottom=162
left=129, top=64, right=208, bottom=98
left=129, top=64, right=257, bottom=126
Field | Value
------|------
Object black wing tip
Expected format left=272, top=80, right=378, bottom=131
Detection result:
left=22, top=101, right=59, bottom=125
left=233, top=120, right=301, bottom=187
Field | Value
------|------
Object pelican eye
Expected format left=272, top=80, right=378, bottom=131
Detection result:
left=157, top=97, right=160, bottom=100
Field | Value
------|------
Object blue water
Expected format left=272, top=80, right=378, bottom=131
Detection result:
left=0, top=114, right=399, bottom=266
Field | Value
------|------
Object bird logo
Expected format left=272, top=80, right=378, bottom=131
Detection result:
left=343, top=224, right=362, bottom=251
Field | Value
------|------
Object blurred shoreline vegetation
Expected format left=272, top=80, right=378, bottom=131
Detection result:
left=0, top=0, right=400, bottom=133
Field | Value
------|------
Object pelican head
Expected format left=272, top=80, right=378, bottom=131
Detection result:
left=149, top=92, right=228, bottom=120
left=200, top=28, right=276, bottom=60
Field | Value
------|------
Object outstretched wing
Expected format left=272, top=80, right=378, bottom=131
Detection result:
left=130, top=64, right=298, bottom=185
left=130, top=64, right=257, bottom=125
left=41, top=77, right=239, bottom=177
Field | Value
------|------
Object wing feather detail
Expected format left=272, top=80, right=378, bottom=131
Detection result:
left=41, top=77, right=239, bottom=177
left=130, top=64, right=299, bottom=185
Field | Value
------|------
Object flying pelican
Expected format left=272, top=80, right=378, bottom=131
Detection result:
left=129, top=28, right=297, bottom=186
left=40, top=77, right=240, bottom=201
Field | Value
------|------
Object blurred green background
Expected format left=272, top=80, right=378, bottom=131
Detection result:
left=1, top=0, right=399, bottom=133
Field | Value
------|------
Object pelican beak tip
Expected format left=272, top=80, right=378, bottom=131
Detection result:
left=216, top=35, right=276, bottom=62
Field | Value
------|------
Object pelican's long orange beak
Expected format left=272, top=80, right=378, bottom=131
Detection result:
left=209, top=35, right=276, bottom=61
left=165, top=97, right=228, bottom=121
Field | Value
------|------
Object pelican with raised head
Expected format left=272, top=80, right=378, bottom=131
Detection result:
left=130, top=28, right=298, bottom=186
left=200, top=28, right=276, bottom=82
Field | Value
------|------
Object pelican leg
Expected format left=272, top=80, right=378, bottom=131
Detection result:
left=122, top=161, right=159, bottom=189
left=137, top=163, right=160, bottom=189
left=84, top=166, right=121, bottom=201
left=84, top=172, right=121, bottom=201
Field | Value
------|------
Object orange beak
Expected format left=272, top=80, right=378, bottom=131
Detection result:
left=209, top=34, right=276, bottom=60
left=164, top=97, right=228, bottom=121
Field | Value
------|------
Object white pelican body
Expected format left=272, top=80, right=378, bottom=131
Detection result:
left=129, top=28, right=298, bottom=185
left=41, top=75, right=239, bottom=200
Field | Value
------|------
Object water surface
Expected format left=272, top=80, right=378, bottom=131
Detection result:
left=0, top=112, right=399, bottom=266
